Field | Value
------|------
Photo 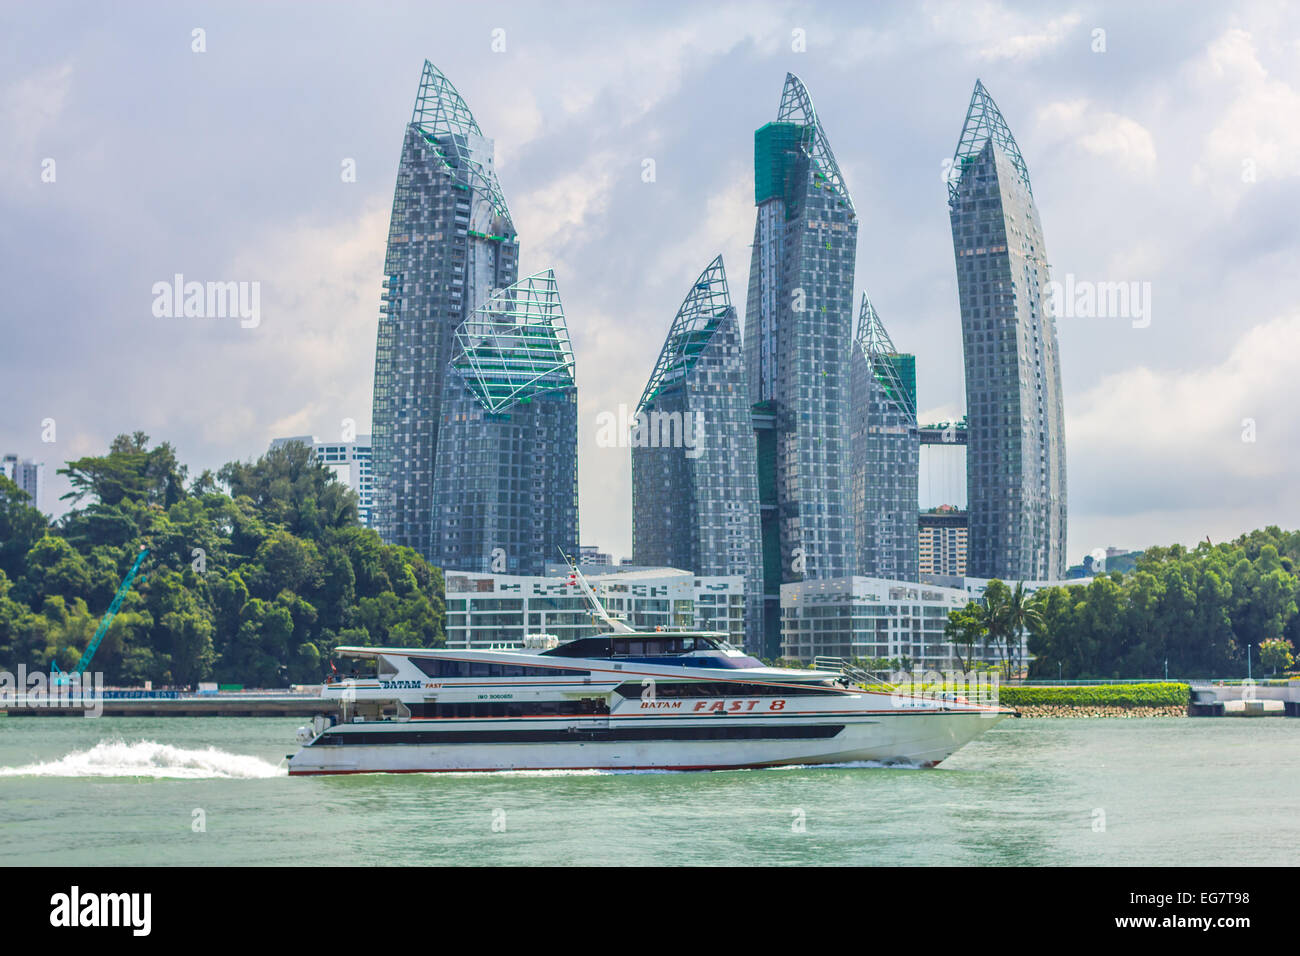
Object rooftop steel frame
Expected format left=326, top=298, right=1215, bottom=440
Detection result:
left=636, top=255, right=733, bottom=416
left=411, top=59, right=514, bottom=227
left=777, top=72, right=855, bottom=215
left=949, top=78, right=1032, bottom=204
left=451, top=270, right=575, bottom=414
left=855, top=292, right=915, bottom=418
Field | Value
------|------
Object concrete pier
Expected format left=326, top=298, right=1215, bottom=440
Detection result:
left=1188, top=681, right=1300, bottom=717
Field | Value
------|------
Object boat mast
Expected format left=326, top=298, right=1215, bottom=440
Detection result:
left=558, top=549, right=635, bottom=634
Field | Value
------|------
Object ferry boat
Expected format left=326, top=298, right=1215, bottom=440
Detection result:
left=287, top=562, right=1013, bottom=775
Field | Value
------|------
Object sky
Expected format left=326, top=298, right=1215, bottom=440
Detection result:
left=2, top=0, right=1299, bottom=566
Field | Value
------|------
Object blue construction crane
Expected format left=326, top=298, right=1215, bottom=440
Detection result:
left=53, top=547, right=149, bottom=685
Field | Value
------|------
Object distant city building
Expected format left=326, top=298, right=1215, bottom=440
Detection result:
left=948, top=80, right=1067, bottom=580
left=578, top=546, right=612, bottom=566
left=1, top=455, right=45, bottom=513
left=631, top=256, right=764, bottom=650
left=430, top=271, right=578, bottom=576
left=444, top=567, right=746, bottom=650
left=744, top=72, right=859, bottom=656
left=1104, top=548, right=1142, bottom=574
left=370, top=60, right=520, bottom=560
left=1067, top=547, right=1142, bottom=578
left=849, top=293, right=919, bottom=581
left=268, top=435, right=373, bottom=525
left=918, top=507, right=968, bottom=577
left=782, top=575, right=1086, bottom=670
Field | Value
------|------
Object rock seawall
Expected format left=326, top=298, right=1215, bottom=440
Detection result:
left=1012, top=704, right=1187, bottom=718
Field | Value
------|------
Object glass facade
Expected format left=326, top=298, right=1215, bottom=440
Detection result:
left=948, top=80, right=1067, bottom=581
left=743, top=73, right=859, bottom=604
left=370, top=60, right=520, bottom=559
left=849, top=294, right=919, bottom=581
left=780, top=577, right=968, bottom=668
left=432, top=271, right=578, bottom=575
left=630, top=256, right=764, bottom=649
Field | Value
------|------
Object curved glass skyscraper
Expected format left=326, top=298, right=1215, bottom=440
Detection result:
left=948, top=79, right=1067, bottom=580
left=631, top=256, right=763, bottom=648
left=432, top=270, right=578, bottom=575
left=371, top=61, right=520, bottom=558
left=849, top=293, right=919, bottom=581
left=744, top=73, right=859, bottom=592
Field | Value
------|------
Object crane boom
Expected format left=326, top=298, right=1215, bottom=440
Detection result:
left=66, top=547, right=150, bottom=678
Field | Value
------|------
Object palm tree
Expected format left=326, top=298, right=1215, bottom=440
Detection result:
left=981, top=580, right=1012, bottom=679
left=1004, top=582, right=1044, bottom=680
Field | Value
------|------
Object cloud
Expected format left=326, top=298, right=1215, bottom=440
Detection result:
left=979, top=12, right=1082, bottom=61
left=1036, top=99, right=1158, bottom=175
left=512, top=149, right=617, bottom=278
left=1068, top=312, right=1300, bottom=523
left=179, top=200, right=391, bottom=450
left=0, top=61, right=73, bottom=192
left=1195, top=29, right=1300, bottom=185
left=920, top=2, right=1082, bottom=62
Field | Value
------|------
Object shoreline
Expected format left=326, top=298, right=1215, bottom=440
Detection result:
left=1012, top=704, right=1188, bottom=718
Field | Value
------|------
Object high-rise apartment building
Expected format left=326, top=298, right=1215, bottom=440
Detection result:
left=948, top=80, right=1067, bottom=580
left=631, top=256, right=764, bottom=649
left=849, top=294, right=919, bottom=581
left=370, top=61, right=520, bottom=559
left=918, top=508, right=969, bottom=577
left=744, top=73, right=859, bottom=654
left=430, top=271, right=578, bottom=575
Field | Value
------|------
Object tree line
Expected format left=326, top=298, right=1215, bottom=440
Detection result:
left=946, top=529, right=1300, bottom=679
left=0, top=433, right=445, bottom=687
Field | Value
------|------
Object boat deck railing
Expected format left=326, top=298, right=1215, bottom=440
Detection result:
left=812, top=657, right=894, bottom=690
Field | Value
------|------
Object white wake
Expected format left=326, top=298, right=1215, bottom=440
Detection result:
left=0, top=739, right=285, bottom=779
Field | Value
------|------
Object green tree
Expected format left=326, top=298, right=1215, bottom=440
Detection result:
left=1259, top=638, right=1294, bottom=675
left=945, top=602, right=987, bottom=672
left=0, top=475, right=49, bottom=581
left=59, top=432, right=188, bottom=508
left=218, top=443, right=357, bottom=538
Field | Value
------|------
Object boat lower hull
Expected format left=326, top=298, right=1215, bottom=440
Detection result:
left=287, top=711, right=1010, bottom=775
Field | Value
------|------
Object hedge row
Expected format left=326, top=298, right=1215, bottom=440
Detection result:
left=996, top=683, right=1190, bottom=708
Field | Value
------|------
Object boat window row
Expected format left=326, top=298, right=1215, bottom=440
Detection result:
left=409, top=658, right=590, bottom=679
left=543, top=635, right=723, bottom=659
left=612, top=680, right=846, bottom=698
left=409, top=698, right=610, bottom=718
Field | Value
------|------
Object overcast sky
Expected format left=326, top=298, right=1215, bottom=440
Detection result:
left=3, top=1, right=1299, bottom=566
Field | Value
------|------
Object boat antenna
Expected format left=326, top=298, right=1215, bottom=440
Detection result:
left=558, top=548, right=635, bottom=634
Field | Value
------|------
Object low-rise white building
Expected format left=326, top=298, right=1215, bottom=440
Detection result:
left=444, top=567, right=746, bottom=650
left=780, top=576, right=1090, bottom=671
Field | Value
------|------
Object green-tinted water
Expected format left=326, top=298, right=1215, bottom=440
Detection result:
left=1, top=716, right=1296, bottom=865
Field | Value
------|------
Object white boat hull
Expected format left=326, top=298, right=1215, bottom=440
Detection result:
left=287, top=710, right=1011, bottom=775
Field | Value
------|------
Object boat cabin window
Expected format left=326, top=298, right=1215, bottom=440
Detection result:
left=410, top=698, right=611, bottom=718
left=340, top=657, right=378, bottom=679
left=543, top=635, right=724, bottom=659
left=613, top=680, right=845, bottom=698
left=409, top=658, right=590, bottom=679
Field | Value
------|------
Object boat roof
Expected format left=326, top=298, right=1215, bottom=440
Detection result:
left=331, top=644, right=840, bottom=681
